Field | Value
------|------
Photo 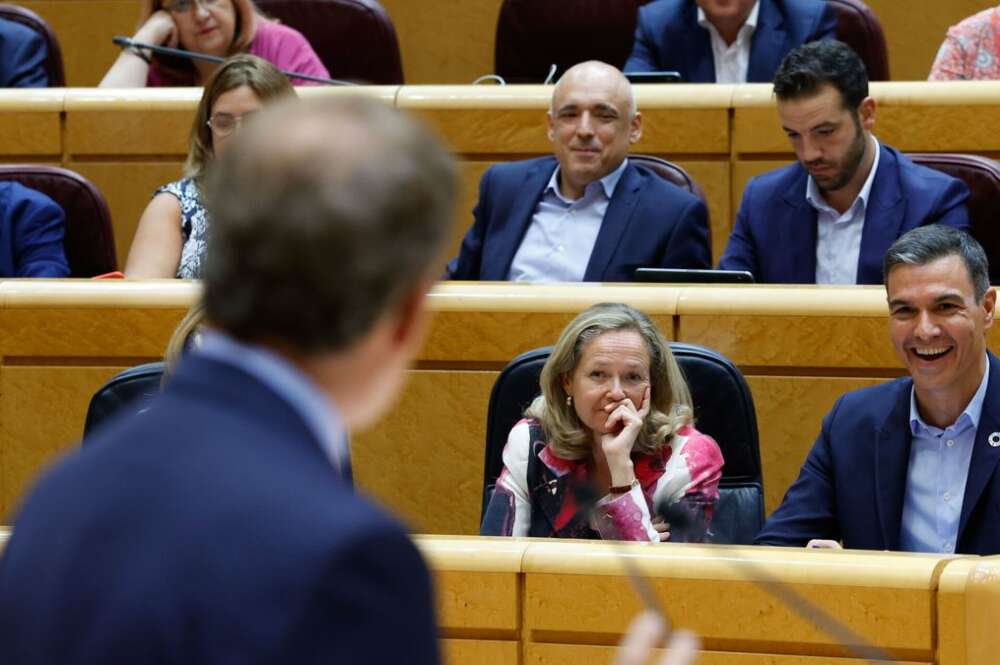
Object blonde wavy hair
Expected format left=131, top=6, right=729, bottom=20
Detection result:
left=525, top=302, right=693, bottom=460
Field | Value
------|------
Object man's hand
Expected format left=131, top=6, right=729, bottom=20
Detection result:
left=806, top=539, right=842, bottom=549
left=615, top=611, right=699, bottom=665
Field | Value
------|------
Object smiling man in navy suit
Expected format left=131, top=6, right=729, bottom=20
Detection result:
left=625, top=0, right=836, bottom=83
left=757, top=226, right=1000, bottom=555
left=445, top=60, right=711, bottom=283
left=719, top=40, right=970, bottom=284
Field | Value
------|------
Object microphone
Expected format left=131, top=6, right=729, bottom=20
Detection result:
left=112, top=36, right=357, bottom=86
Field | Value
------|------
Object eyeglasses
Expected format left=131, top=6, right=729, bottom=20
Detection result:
left=163, top=0, right=220, bottom=14
left=206, top=111, right=255, bottom=137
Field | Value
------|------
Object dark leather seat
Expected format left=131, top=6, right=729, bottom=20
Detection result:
left=482, top=342, right=764, bottom=544
left=630, top=153, right=709, bottom=207
left=908, top=153, right=1000, bottom=284
left=827, top=0, right=889, bottom=81
left=83, top=362, right=166, bottom=439
left=0, top=3, right=64, bottom=86
left=494, top=0, right=650, bottom=83
left=0, top=165, right=117, bottom=277
left=255, top=0, right=404, bottom=84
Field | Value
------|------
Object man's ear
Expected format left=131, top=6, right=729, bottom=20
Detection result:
left=547, top=111, right=555, bottom=143
left=983, top=286, right=996, bottom=329
left=629, top=111, right=643, bottom=144
left=858, top=96, right=876, bottom=132
left=390, top=280, right=433, bottom=350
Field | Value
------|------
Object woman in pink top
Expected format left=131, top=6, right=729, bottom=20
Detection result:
left=100, top=0, right=329, bottom=87
left=929, top=6, right=1000, bottom=80
left=480, top=303, right=724, bottom=542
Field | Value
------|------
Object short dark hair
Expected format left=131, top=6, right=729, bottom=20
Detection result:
left=202, top=96, right=458, bottom=352
left=883, top=226, right=991, bottom=302
left=773, top=40, right=869, bottom=110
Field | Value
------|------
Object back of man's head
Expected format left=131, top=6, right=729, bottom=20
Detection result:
left=773, top=40, right=869, bottom=110
left=883, top=225, right=991, bottom=302
left=201, top=96, right=457, bottom=353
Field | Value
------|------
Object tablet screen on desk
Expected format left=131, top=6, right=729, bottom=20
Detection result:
left=634, top=268, right=755, bottom=283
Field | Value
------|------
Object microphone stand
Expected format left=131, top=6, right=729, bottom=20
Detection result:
left=112, top=36, right=357, bottom=86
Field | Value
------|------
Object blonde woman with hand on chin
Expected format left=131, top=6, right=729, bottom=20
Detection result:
left=481, top=302, right=724, bottom=541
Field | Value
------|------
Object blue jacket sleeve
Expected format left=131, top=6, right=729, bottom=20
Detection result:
left=1, top=22, right=49, bottom=88
left=926, top=177, right=971, bottom=233
left=659, top=197, right=711, bottom=269
left=9, top=186, right=69, bottom=277
left=444, top=167, right=492, bottom=280
left=812, top=1, right=838, bottom=42
left=754, top=397, right=844, bottom=546
left=278, top=525, right=440, bottom=664
left=717, top=179, right=760, bottom=276
left=624, top=7, right=660, bottom=72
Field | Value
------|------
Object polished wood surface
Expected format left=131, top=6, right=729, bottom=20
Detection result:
left=0, top=280, right=936, bottom=532
left=413, top=536, right=993, bottom=665
left=5, top=82, right=1000, bottom=269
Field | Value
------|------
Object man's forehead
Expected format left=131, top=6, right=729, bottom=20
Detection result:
left=777, top=86, right=848, bottom=126
left=886, top=256, right=976, bottom=300
left=553, top=83, right=628, bottom=112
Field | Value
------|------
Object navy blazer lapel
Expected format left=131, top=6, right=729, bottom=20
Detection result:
left=682, top=2, right=716, bottom=82
left=583, top=162, right=641, bottom=281
left=857, top=145, right=905, bottom=283
left=959, top=353, right=1000, bottom=540
left=747, top=0, right=786, bottom=82
left=779, top=166, right=819, bottom=281
left=874, top=381, right=912, bottom=550
left=480, top=160, right=554, bottom=280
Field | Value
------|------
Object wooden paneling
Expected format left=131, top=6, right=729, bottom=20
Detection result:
left=379, top=0, right=502, bottom=85
left=866, top=0, right=998, bottom=81
left=747, top=376, right=889, bottom=513
left=937, top=556, right=1000, bottom=665
left=0, top=365, right=133, bottom=518
left=352, top=370, right=497, bottom=536
left=5, top=282, right=1000, bottom=536
left=18, top=0, right=140, bottom=87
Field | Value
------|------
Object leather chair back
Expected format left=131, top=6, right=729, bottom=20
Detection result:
left=908, top=153, right=1000, bottom=284
left=483, top=342, right=764, bottom=544
left=630, top=153, right=709, bottom=210
left=494, top=0, right=650, bottom=83
left=83, top=362, right=165, bottom=439
left=827, top=0, right=890, bottom=81
left=0, top=3, right=64, bottom=86
left=256, top=0, right=404, bottom=84
left=0, top=165, right=117, bottom=276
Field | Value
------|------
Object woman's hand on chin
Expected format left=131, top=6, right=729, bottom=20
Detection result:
left=600, top=385, right=651, bottom=479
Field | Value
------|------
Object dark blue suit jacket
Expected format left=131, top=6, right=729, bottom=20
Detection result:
left=0, top=353, right=439, bottom=664
left=445, top=156, right=711, bottom=281
left=624, top=0, right=836, bottom=83
left=719, top=144, right=970, bottom=284
left=756, top=352, right=1000, bottom=555
left=0, top=181, right=69, bottom=277
left=0, top=18, right=48, bottom=87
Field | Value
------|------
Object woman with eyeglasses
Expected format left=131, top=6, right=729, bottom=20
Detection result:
left=99, top=0, right=328, bottom=87
left=124, top=55, right=294, bottom=278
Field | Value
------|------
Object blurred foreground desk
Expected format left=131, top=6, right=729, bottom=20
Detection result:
left=5, top=280, right=1000, bottom=534
left=418, top=536, right=1000, bottom=665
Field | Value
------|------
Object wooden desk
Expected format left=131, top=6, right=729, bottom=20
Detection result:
left=0, top=280, right=931, bottom=534
left=415, top=536, right=1000, bottom=665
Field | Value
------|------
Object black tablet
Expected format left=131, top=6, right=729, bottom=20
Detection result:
left=624, top=71, right=683, bottom=84
left=633, top=268, right=755, bottom=283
